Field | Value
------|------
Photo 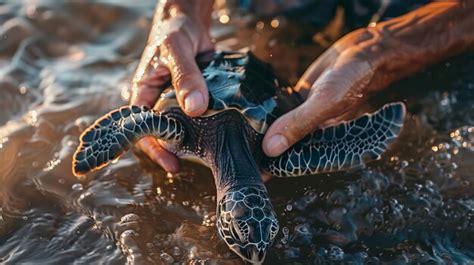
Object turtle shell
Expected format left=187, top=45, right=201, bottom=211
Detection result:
left=155, top=51, right=303, bottom=134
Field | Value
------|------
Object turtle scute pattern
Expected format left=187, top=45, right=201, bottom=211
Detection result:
left=202, top=52, right=281, bottom=134
left=267, top=102, right=406, bottom=177
left=217, top=186, right=279, bottom=256
left=73, top=105, right=184, bottom=176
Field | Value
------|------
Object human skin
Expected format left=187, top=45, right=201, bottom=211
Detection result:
left=130, top=0, right=214, bottom=173
left=131, top=0, right=474, bottom=173
left=262, top=0, right=474, bottom=156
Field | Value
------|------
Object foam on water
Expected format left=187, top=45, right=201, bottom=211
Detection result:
left=0, top=1, right=473, bottom=264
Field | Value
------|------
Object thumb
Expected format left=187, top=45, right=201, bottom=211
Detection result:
left=262, top=99, right=325, bottom=157
left=263, top=70, right=352, bottom=157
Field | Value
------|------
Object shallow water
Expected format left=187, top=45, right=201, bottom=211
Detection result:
left=0, top=2, right=473, bottom=264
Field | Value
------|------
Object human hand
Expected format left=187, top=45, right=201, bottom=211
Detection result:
left=262, top=0, right=474, bottom=157
left=262, top=27, right=396, bottom=157
left=131, top=0, right=214, bottom=173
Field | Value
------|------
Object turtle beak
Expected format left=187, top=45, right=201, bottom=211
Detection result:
left=231, top=244, right=267, bottom=264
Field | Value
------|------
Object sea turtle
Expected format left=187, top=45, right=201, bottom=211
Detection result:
left=72, top=51, right=405, bottom=264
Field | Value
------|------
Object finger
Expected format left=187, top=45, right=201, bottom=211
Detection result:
left=139, top=66, right=171, bottom=87
left=263, top=70, right=354, bottom=157
left=161, top=35, right=209, bottom=117
left=262, top=96, right=327, bottom=157
left=131, top=65, right=171, bottom=107
left=136, top=137, right=180, bottom=173
left=320, top=101, right=371, bottom=127
left=261, top=172, right=273, bottom=183
left=320, top=113, right=353, bottom=127
left=264, top=51, right=375, bottom=157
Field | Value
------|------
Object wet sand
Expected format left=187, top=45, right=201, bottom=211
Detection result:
left=0, top=2, right=473, bottom=264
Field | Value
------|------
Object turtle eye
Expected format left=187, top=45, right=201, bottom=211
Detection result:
left=230, top=219, right=248, bottom=244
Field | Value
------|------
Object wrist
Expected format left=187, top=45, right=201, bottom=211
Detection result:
left=359, top=26, right=426, bottom=92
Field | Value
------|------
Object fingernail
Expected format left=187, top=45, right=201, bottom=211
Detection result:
left=152, top=153, right=180, bottom=173
left=265, top=134, right=289, bottom=156
left=163, top=163, right=179, bottom=174
left=184, top=91, right=204, bottom=114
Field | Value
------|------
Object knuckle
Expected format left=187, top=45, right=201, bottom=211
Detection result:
left=171, top=69, right=188, bottom=90
left=287, top=109, right=317, bottom=142
left=148, top=142, right=164, bottom=154
left=174, top=69, right=203, bottom=93
left=161, top=34, right=179, bottom=52
left=165, top=30, right=181, bottom=43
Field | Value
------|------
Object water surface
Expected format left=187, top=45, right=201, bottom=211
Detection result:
left=0, top=2, right=473, bottom=264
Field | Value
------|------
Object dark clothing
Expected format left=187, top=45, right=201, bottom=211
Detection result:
left=239, top=0, right=430, bottom=29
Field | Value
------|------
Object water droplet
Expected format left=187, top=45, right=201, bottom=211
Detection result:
left=172, top=246, right=182, bottom=256
left=328, top=246, right=344, bottom=261
left=219, top=14, right=230, bottom=24
left=58, top=178, right=65, bottom=184
left=0, top=137, right=8, bottom=149
left=160, top=252, right=174, bottom=264
left=43, top=158, right=61, bottom=172
left=450, top=126, right=474, bottom=150
left=188, top=246, right=198, bottom=260
left=400, top=160, right=409, bottom=168
left=19, top=85, right=28, bottom=95
left=79, top=191, right=92, bottom=201
left=271, top=19, right=280, bottom=28
left=281, top=226, right=289, bottom=244
left=120, top=213, right=140, bottom=224
left=121, top=85, right=131, bottom=101
left=72, top=183, right=83, bottom=191
left=292, top=224, right=312, bottom=246
left=25, top=110, right=39, bottom=126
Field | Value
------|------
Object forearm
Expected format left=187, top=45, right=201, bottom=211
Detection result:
left=144, top=0, right=214, bottom=49
left=133, top=0, right=214, bottom=90
left=359, top=1, right=474, bottom=91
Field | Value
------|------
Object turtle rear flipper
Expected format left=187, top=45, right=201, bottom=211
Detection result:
left=73, top=105, right=184, bottom=176
left=266, top=102, right=405, bottom=177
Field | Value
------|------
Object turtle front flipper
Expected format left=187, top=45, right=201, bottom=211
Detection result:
left=73, top=105, right=184, bottom=176
left=265, top=102, right=406, bottom=177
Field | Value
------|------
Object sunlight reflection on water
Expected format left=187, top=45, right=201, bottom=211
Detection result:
left=0, top=1, right=473, bottom=264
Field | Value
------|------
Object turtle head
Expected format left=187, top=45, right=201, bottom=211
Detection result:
left=217, top=186, right=279, bottom=264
